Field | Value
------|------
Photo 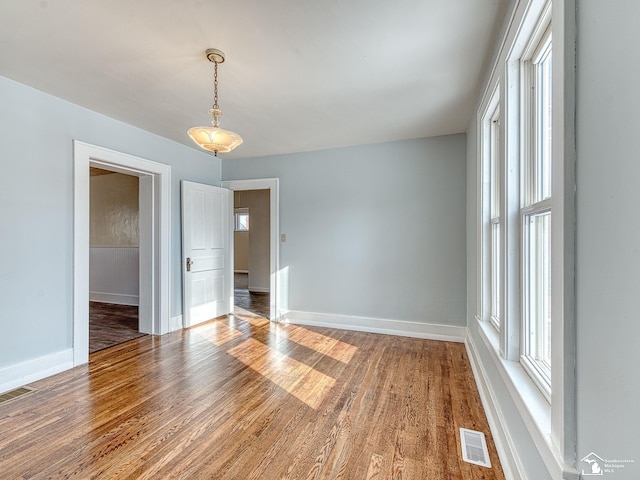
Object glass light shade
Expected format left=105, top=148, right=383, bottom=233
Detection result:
left=187, top=126, right=243, bottom=153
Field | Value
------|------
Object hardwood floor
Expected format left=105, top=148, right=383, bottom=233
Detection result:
left=0, top=313, right=504, bottom=479
left=89, top=302, right=146, bottom=353
left=234, top=272, right=270, bottom=318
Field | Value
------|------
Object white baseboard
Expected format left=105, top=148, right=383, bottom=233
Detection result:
left=90, top=292, right=139, bottom=306
left=234, top=270, right=249, bottom=274
left=0, top=349, right=74, bottom=395
left=169, top=315, right=183, bottom=332
left=248, top=287, right=270, bottom=294
left=465, top=332, right=526, bottom=480
left=282, top=310, right=466, bottom=342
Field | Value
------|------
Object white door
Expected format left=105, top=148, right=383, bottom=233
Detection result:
left=181, top=181, right=232, bottom=327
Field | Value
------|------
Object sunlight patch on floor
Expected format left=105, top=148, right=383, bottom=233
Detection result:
left=227, top=338, right=336, bottom=410
left=285, top=325, right=358, bottom=364
left=194, top=319, right=244, bottom=346
left=234, top=312, right=270, bottom=327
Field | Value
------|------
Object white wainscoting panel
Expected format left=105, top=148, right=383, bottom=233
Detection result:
left=90, top=247, right=139, bottom=305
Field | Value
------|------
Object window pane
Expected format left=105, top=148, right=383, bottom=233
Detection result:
left=520, top=30, right=552, bottom=395
left=488, top=106, right=501, bottom=330
left=536, top=46, right=552, bottom=202
left=524, top=211, right=551, bottom=380
left=235, top=213, right=249, bottom=231
left=490, top=117, right=500, bottom=219
left=491, top=221, right=501, bottom=328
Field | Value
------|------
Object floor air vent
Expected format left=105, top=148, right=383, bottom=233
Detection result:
left=0, top=386, right=36, bottom=405
left=459, top=428, right=491, bottom=468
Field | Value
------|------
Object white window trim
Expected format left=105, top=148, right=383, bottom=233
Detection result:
left=515, top=0, right=554, bottom=393
left=474, top=0, right=577, bottom=477
left=479, top=83, right=502, bottom=335
left=521, top=25, right=553, bottom=208
left=475, top=318, right=558, bottom=475
left=520, top=202, right=552, bottom=401
left=489, top=105, right=502, bottom=331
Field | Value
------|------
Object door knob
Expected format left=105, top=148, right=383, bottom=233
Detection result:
left=186, top=257, right=194, bottom=272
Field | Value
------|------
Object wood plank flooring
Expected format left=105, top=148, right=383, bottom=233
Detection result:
left=0, top=313, right=504, bottom=479
left=234, top=273, right=271, bottom=318
left=89, top=302, right=146, bottom=353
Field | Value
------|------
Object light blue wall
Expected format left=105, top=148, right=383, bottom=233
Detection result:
left=575, top=0, right=640, bottom=475
left=0, top=75, right=219, bottom=367
left=223, top=135, right=467, bottom=326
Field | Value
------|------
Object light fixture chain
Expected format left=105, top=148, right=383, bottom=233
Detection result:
left=213, top=61, right=219, bottom=110
left=188, top=48, right=242, bottom=155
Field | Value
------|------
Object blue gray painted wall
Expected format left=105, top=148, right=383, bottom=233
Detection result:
left=574, top=0, right=640, bottom=474
left=223, top=135, right=467, bottom=326
left=0, top=75, right=219, bottom=367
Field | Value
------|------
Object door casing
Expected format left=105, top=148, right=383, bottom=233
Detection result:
left=73, top=141, right=171, bottom=366
left=221, top=178, right=279, bottom=320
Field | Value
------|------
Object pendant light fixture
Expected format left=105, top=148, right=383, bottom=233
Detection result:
left=188, top=48, right=243, bottom=156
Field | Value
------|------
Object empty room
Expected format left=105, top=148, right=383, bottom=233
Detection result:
left=0, top=1, right=639, bottom=479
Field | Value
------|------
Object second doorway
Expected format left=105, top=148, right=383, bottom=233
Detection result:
left=233, top=189, right=270, bottom=318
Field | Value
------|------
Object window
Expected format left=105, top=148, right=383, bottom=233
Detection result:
left=480, top=84, right=501, bottom=336
left=478, top=2, right=553, bottom=396
left=520, top=25, right=552, bottom=396
left=489, top=106, right=501, bottom=330
left=234, top=208, right=249, bottom=231
left=522, top=211, right=551, bottom=379
left=475, top=0, right=575, bottom=472
left=479, top=84, right=504, bottom=332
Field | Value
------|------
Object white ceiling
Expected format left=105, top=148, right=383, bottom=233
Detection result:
left=0, top=0, right=507, bottom=159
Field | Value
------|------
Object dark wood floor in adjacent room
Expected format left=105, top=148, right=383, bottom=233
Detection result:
left=234, top=272, right=270, bottom=318
left=0, top=312, right=504, bottom=479
left=89, top=301, right=146, bottom=353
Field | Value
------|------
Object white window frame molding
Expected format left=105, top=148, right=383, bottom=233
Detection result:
left=473, top=0, right=577, bottom=477
left=489, top=104, right=502, bottom=332
left=549, top=0, right=576, bottom=467
left=519, top=13, right=553, bottom=399
left=477, top=82, right=501, bottom=332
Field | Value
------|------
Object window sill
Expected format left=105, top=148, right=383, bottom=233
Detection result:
left=475, top=317, right=564, bottom=478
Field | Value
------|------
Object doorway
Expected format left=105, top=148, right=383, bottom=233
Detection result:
left=73, top=141, right=171, bottom=366
left=233, top=190, right=270, bottom=318
left=221, top=178, right=279, bottom=321
left=88, top=167, right=146, bottom=353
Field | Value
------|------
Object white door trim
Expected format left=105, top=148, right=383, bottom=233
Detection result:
left=73, top=141, right=171, bottom=366
left=221, top=178, right=279, bottom=321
